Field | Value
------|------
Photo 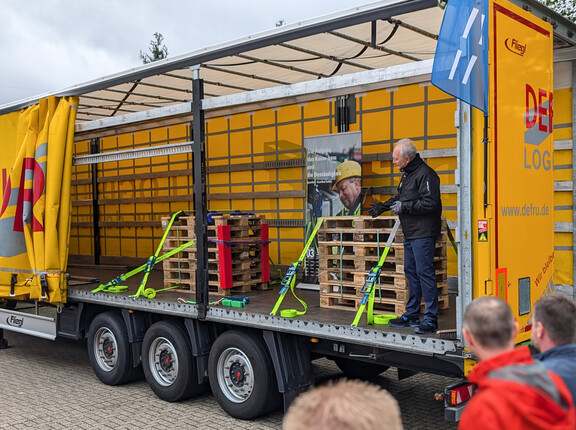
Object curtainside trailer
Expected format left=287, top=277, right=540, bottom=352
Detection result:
left=0, top=0, right=575, bottom=421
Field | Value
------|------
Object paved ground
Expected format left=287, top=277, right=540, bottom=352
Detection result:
left=0, top=330, right=458, bottom=429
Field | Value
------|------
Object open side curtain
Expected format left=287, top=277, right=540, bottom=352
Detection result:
left=0, top=96, right=78, bottom=304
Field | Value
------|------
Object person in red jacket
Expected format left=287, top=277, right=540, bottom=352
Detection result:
left=459, top=296, right=575, bottom=430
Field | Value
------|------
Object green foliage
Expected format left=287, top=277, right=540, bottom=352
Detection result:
left=540, top=0, right=575, bottom=22
left=139, top=32, right=169, bottom=64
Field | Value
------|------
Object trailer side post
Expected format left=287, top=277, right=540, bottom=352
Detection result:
left=191, top=65, right=209, bottom=319
left=90, top=138, right=101, bottom=265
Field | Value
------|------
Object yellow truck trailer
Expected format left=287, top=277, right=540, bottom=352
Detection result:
left=0, top=0, right=574, bottom=421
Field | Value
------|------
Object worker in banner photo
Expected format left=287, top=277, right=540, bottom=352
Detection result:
left=332, top=160, right=362, bottom=216
left=368, top=138, right=442, bottom=334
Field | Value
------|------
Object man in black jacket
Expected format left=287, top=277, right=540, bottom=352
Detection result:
left=368, top=138, right=442, bottom=334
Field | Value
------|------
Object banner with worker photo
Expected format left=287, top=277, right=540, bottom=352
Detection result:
left=0, top=96, right=78, bottom=304
left=302, top=132, right=362, bottom=284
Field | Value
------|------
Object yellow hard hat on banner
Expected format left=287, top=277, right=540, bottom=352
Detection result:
left=332, top=160, right=361, bottom=190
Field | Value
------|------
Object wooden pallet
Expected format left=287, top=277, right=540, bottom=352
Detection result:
left=162, top=214, right=270, bottom=294
left=317, top=215, right=450, bottom=313
left=320, top=292, right=450, bottom=314
left=319, top=277, right=448, bottom=296
left=161, top=216, right=196, bottom=238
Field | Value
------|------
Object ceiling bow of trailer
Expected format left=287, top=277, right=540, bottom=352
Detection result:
left=0, top=0, right=575, bottom=123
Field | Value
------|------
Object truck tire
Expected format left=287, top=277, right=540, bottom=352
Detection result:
left=208, top=330, right=281, bottom=420
left=334, top=357, right=389, bottom=380
left=87, top=312, right=140, bottom=385
left=142, top=320, right=205, bottom=402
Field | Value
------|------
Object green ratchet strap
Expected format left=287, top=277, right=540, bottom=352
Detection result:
left=92, top=238, right=195, bottom=295
left=352, top=218, right=401, bottom=327
left=131, top=211, right=186, bottom=298
left=93, top=211, right=194, bottom=298
left=270, top=217, right=324, bottom=317
left=446, top=224, right=458, bottom=256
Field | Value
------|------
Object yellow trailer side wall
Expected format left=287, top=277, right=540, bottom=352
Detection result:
left=69, top=83, right=459, bottom=276
left=471, top=0, right=555, bottom=343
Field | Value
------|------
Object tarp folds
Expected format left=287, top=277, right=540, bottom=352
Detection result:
left=0, top=96, right=78, bottom=304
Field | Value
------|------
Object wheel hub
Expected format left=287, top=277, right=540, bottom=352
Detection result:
left=217, top=347, right=255, bottom=403
left=103, top=338, right=115, bottom=359
left=159, top=349, right=173, bottom=372
left=229, top=361, right=246, bottom=388
left=149, top=337, right=179, bottom=387
left=94, top=327, right=118, bottom=372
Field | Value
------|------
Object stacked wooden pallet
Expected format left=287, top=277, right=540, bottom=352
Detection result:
left=317, top=216, right=448, bottom=315
left=162, top=214, right=270, bottom=295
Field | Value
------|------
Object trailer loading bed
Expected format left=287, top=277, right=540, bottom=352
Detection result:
left=64, top=266, right=462, bottom=367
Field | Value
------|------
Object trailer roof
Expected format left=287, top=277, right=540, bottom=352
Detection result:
left=0, top=0, right=574, bottom=121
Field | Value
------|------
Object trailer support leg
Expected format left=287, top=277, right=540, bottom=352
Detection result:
left=0, top=329, right=8, bottom=349
left=263, top=331, right=314, bottom=411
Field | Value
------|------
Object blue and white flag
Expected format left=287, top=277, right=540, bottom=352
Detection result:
left=432, top=0, right=489, bottom=114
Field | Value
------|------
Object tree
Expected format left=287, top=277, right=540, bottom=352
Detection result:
left=539, top=0, right=575, bottom=22
left=139, top=32, right=169, bottom=64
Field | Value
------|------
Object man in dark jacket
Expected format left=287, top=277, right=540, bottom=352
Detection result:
left=369, top=138, right=442, bottom=334
left=532, top=294, right=576, bottom=408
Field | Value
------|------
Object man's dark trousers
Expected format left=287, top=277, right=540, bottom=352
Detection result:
left=402, top=236, right=438, bottom=325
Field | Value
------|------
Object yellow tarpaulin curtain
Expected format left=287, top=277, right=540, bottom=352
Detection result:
left=0, top=96, right=78, bottom=304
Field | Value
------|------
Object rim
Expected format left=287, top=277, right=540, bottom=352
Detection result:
left=216, top=347, right=254, bottom=403
left=149, top=336, right=179, bottom=387
left=94, top=327, right=118, bottom=372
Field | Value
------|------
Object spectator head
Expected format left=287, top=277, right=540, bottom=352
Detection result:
left=462, top=296, right=518, bottom=361
left=283, top=379, right=403, bottom=430
left=393, top=139, right=417, bottom=171
left=532, top=294, right=576, bottom=352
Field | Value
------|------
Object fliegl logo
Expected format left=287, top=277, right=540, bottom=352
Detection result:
left=524, top=84, right=553, bottom=171
left=505, top=38, right=527, bottom=56
left=6, top=315, right=24, bottom=328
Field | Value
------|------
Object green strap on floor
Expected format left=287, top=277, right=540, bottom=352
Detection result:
left=270, top=217, right=324, bottom=317
left=92, top=239, right=196, bottom=294
left=352, top=218, right=401, bottom=327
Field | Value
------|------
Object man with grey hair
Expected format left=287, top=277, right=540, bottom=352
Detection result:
left=532, top=294, right=576, bottom=408
left=459, top=296, right=575, bottom=429
left=369, top=138, right=442, bottom=334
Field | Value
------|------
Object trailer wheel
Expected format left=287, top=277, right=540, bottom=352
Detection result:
left=334, top=357, right=389, bottom=380
left=208, top=330, right=281, bottom=420
left=87, top=312, right=140, bottom=385
left=142, top=321, right=205, bottom=402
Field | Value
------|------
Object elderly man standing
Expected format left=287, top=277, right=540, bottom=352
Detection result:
left=532, top=294, right=576, bottom=408
left=459, top=296, right=575, bottom=429
left=369, top=138, right=442, bottom=334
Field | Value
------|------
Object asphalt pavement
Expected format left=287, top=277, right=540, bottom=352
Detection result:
left=0, top=330, right=458, bottom=429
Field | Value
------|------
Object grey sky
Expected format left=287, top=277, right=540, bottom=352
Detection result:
left=0, top=1, right=365, bottom=106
